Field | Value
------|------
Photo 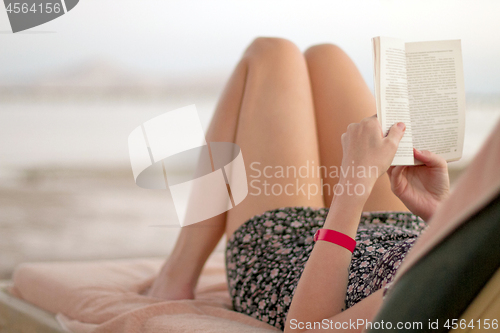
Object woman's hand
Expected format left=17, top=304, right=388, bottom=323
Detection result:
left=339, top=116, right=406, bottom=195
left=387, top=149, right=450, bottom=221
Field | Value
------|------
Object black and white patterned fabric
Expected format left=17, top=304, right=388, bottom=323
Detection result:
left=225, top=207, right=426, bottom=330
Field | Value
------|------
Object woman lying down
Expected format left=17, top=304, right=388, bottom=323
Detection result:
left=145, top=37, right=473, bottom=332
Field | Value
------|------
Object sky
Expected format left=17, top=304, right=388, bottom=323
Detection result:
left=1, top=0, right=500, bottom=93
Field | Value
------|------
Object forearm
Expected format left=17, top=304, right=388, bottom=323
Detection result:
left=284, top=181, right=371, bottom=332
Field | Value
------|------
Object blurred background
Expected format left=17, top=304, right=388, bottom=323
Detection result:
left=1, top=0, right=499, bottom=279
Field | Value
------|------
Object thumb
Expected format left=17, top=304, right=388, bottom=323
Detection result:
left=388, top=165, right=407, bottom=194
left=413, top=148, right=447, bottom=168
left=389, top=165, right=406, bottom=183
left=385, top=122, right=406, bottom=147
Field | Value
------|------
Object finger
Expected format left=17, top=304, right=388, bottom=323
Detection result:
left=387, top=166, right=395, bottom=177
left=389, top=165, right=407, bottom=193
left=366, top=115, right=384, bottom=136
left=390, top=165, right=406, bottom=182
left=413, top=148, right=447, bottom=168
left=385, top=122, right=406, bottom=147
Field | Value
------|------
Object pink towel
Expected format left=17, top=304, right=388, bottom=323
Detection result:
left=10, top=253, right=279, bottom=333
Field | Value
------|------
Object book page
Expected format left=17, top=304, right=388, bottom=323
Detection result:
left=377, top=37, right=414, bottom=165
left=372, top=37, right=381, bottom=123
left=405, top=40, right=465, bottom=162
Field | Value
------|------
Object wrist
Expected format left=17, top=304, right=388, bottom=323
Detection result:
left=419, top=200, right=440, bottom=222
left=325, top=184, right=368, bottom=238
left=335, top=177, right=375, bottom=201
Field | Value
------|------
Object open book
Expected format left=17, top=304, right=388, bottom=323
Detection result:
left=372, top=36, right=466, bottom=165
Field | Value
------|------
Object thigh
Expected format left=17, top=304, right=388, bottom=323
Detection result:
left=225, top=38, right=325, bottom=237
left=304, top=44, right=407, bottom=211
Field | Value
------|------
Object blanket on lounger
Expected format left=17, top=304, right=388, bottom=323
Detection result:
left=9, top=253, right=279, bottom=333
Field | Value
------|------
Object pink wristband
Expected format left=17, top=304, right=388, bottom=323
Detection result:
left=314, top=229, right=356, bottom=253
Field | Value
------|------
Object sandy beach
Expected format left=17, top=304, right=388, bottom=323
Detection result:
left=0, top=167, right=228, bottom=280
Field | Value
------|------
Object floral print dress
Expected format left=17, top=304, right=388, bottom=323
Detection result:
left=225, top=207, right=426, bottom=330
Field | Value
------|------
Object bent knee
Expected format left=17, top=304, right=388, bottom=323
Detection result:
left=244, top=37, right=303, bottom=64
left=304, top=43, right=347, bottom=62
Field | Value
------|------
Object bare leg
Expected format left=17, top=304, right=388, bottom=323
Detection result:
left=148, top=41, right=249, bottom=300
left=304, top=44, right=407, bottom=211
left=224, top=37, right=325, bottom=237
left=148, top=37, right=324, bottom=299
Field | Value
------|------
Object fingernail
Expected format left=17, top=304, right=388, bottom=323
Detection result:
left=397, top=122, right=405, bottom=130
left=414, top=148, right=421, bottom=154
